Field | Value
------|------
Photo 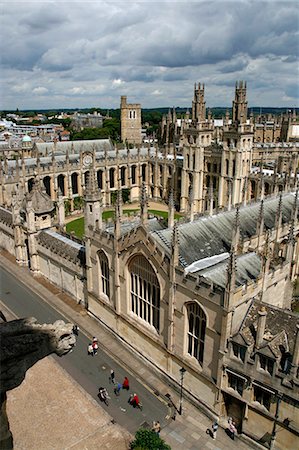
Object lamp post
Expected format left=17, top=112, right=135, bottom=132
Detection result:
left=179, top=367, right=186, bottom=415
left=269, top=393, right=283, bottom=450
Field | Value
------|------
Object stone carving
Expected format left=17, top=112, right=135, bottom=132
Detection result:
left=0, top=313, right=76, bottom=449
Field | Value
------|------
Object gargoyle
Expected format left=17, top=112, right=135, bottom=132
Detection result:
left=0, top=313, right=76, bottom=449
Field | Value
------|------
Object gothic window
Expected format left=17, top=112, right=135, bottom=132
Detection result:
left=71, top=172, right=79, bottom=194
left=254, top=386, right=272, bottom=411
left=226, top=159, right=229, bottom=175
left=131, top=165, right=136, bottom=184
left=97, top=170, right=103, bottom=190
left=129, top=255, right=160, bottom=332
left=232, top=343, right=246, bottom=362
left=98, top=251, right=110, bottom=298
left=232, top=160, right=236, bottom=177
left=187, top=303, right=206, bottom=364
left=109, top=168, right=115, bottom=188
left=120, top=166, right=126, bottom=186
left=228, top=373, right=244, bottom=396
left=141, top=164, right=146, bottom=182
left=259, top=355, right=274, bottom=375
left=43, top=176, right=51, bottom=196
left=57, top=174, right=65, bottom=196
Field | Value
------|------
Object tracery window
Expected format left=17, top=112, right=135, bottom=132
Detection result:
left=187, top=303, right=206, bottom=364
left=98, top=251, right=110, bottom=298
left=129, top=255, right=160, bottom=331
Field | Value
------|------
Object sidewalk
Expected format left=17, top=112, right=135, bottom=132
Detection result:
left=0, top=250, right=257, bottom=450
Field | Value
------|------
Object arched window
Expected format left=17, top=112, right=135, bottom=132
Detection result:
left=98, top=251, right=110, bottom=298
left=129, top=255, right=160, bottom=331
left=187, top=303, right=206, bottom=364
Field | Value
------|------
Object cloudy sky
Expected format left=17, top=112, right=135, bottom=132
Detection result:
left=1, top=0, right=298, bottom=110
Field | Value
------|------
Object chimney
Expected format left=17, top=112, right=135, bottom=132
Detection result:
left=256, top=306, right=267, bottom=348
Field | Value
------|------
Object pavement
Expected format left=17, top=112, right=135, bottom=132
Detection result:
left=0, top=250, right=259, bottom=450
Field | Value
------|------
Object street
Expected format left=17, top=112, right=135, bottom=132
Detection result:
left=0, top=264, right=169, bottom=435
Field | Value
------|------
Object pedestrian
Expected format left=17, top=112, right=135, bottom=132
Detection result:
left=87, top=343, right=93, bottom=356
left=114, top=382, right=122, bottom=396
left=129, top=393, right=140, bottom=408
left=211, top=420, right=218, bottom=440
left=152, top=421, right=161, bottom=435
left=122, top=376, right=129, bottom=390
left=109, top=369, right=115, bottom=384
left=73, top=324, right=79, bottom=336
left=92, top=339, right=98, bottom=356
left=229, top=420, right=237, bottom=440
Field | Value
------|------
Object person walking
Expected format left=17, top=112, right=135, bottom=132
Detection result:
left=122, top=376, right=129, bottom=390
left=114, top=382, right=122, bottom=396
left=109, top=369, right=115, bottom=384
left=129, top=393, right=140, bottom=408
left=152, top=421, right=161, bottom=436
left=87, top=343, right=93, bottom=356
left=211, top=420, right=218, bottom=440
left=229, top=420, right=237, bottom=440
left=92, top=338, right=98, bottom=356
left=72, top=324, right=79, bottom=336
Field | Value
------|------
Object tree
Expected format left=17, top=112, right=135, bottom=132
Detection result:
left=130, top=428, right=171, bottom=450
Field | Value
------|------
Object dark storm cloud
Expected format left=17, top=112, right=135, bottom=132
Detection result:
left=1, top=0, right=298, bottom=109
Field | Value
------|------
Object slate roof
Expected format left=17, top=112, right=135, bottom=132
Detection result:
left=34, top=139, right=113, bottom=155
left=233, top=299, right=298, bottom=357
left=0, top=207, right=12, bottom=226
left=105, top=217, right=165, bottom=236
left=195, top=252, right=261, bottom=289
left=37, top=229, right=85, bottom=265
left=151, top=192, right=298, bottom=268
left=21, top=183, right=54, bottom=215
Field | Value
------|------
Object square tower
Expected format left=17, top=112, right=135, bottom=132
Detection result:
left=120, top=96, right=142, bottom=145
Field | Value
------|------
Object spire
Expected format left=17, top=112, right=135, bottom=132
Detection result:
left=114, top=196, right=121, bottom=239
left=225, top=250, right=236, bottom=304
left=140, top=181, right=148, bottom=226
left=231, top=206, right=240, bottom=253
left=168, top=189, right=175, bottom=228
left=256, top=199, right=264, bottom=238
left=189, top=187, right=194, bottom=222
left=171, top=221, right=179, bottom=268
left=292, top=189, right=298, bottom=225
left=208, top=184, right=214, bottom=216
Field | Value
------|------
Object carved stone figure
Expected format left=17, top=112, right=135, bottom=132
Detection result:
left=0, top=313, right=76, bottom=449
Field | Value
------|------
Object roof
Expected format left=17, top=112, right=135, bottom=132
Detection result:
left=233, top=299, right=299, bottom=357
left=195, top=252, right=261, bottom=289
left=37, top=229, right=85, bottom=265
left=151, top=192, right=298, bottom=268
left=22, top=182, right=54, bottom=215
left=34, top=139, right=113, bottom=155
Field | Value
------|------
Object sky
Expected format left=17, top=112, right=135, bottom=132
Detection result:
left=1, top=0, right=298, bottom=110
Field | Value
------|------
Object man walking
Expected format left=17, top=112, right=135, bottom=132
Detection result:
left=212, top=420, right=219, bottom=440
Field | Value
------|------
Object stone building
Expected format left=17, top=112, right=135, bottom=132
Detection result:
left=0, top=80, right=299, bottom=448
left=120, top=96, right=142, bottom=145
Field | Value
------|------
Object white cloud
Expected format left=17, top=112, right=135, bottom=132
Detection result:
left=1, top=1, right=298, bottom=109
left=112, top=79, right=124, bottom=86
left=32, top=86, right=49, bottom=95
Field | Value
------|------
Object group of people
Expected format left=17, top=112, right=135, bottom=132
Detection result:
left=209, top=417, right=237, bottom=441
left=87, top=337, right=99, bottom=356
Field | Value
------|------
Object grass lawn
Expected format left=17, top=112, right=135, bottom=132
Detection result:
left=66, top=209, right=182, bottom=238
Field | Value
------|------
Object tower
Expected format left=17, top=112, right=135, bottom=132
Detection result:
left=192, top=82, right=206, bottom=122
left=232, top=81, right=248, bottom=125
left=84, top=168, right=102, bottom=236
left=120, top=96, right=142, bottom=145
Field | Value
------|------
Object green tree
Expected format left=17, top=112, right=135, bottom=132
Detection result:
left=130, top=428, right=171, bottom=450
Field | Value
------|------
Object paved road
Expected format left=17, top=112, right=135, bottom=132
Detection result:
left=0, top=265, right=169, bottom=434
